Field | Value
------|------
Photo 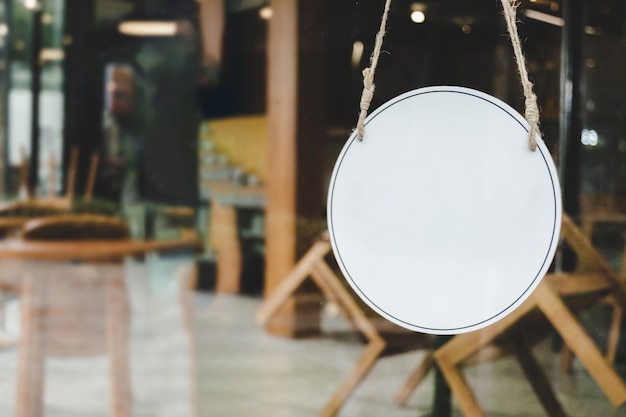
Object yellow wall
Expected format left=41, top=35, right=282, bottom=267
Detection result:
left=200, top=115, right=267, bottom=182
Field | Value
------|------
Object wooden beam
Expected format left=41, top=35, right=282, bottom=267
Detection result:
left=265, top=0, right=298, bottom=296
left=264, top=0, right=326, bottom=337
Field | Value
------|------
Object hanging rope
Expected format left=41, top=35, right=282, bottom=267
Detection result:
left=356, top=0, right=392, bottom=141
left=355, top=0, right=541, bottom=151
left=500, top=0, right=540, bottom=151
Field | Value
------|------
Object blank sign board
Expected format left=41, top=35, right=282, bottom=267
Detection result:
left=327, top=86, right=561, bottom=335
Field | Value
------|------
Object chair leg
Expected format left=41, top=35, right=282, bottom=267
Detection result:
left=393, top=351, right=435, bottom=406
left=434, top=352, right=486, bottom=417
left=106, top=273, right=132, bottom=417
left=605, top=297, right=622, bottom=365
left=257, top=239, right=390, bottom=417
left=512, top=337, right=568, bottom=417
left=16, top=276, right=46, bottom=417
left=559, top=345, right=574, bottom=373
left=561, top=296, right=623, bottom=372
left=536, top=284, right=626, bottom=407
left=310, top=261, right=380, bottom=341
left=430, top=297, right=538, bottom=417
left=256, top=239, right=331, bottom=324
left=310, top=261, right=387, bottom=417
left=320, top=338, right=386, bottom=417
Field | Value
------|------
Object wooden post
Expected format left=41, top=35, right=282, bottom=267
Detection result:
left=265, top=0, right=326, bottom=337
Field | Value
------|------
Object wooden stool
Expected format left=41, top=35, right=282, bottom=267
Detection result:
left=395, top=213, right=626, bottom=416
left=258, top=232, right=433, bottom=417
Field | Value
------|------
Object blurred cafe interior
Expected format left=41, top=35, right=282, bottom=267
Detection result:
left=0, top=0, right=626, bottom=416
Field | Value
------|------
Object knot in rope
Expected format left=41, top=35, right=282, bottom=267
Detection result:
left=357, top=68, right=376, bottom=141
left=501, top=0, right=541, bottom=152
left=525, top=93, right=540, bottom=151
left=354, top=0, right=392, bottom=141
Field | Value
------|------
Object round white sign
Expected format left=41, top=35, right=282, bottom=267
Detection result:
left=327, top=86, right=561, bottom=335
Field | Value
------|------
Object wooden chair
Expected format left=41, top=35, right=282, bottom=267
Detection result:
left=12, top=215, right=133, bottom=417
left=257, top=232, right=434, bottom=417
left=27, top=146, right=80, bottom=210
left=15, top=146, right=101, bottom=211
left=0, top=150, right=114, bottom=236
left=559, top=196, right=626, bottom=370
left=0, top=150, right=107, bottom=347
left=0, top=200, right=79, bottom=244
left=395, top=213, right=626, bottom=417
left=21, top=214, right=130, bottom=241
left=559, top=238, right=626, bottom=372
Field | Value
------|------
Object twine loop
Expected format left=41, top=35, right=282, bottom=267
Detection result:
left=354, top=0, right=541, bottom=153
left=355, top=0, right=392, bottom=141
left=500, top=0, right=540, bottom=151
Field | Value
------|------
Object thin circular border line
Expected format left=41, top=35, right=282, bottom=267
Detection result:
left=327, top=87, right=560, bottom=333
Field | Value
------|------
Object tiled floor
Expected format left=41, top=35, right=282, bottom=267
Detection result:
left=195, top=294, right=626, bottom=417
left=3, top=289, right=626, bottom=417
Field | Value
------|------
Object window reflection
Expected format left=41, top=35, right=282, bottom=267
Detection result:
left=0, top=1, right=625, bottom=416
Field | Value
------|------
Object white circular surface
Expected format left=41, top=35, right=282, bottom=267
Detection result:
left=327, top=86, right=561, bottom=335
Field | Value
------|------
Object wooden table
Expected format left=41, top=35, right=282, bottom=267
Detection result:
left=0, top=237, right=200, bottom=417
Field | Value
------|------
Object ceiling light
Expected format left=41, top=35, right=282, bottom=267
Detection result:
left=523, top=9, right=564, bottom=27
left=39, top=48, right=64, bottom=61
left=584, top=26, right=604, bottom=35
left=410, top=3, right=426, bottom=24
left=259, top=6, right=272, bottom=20
left=351, top=41, right=364, bottom=67
left=41, top=13, right=53, bottom=24
left=410, top=10, right=426, bottom=24
left=118, top=21, right=179, bottom=37
left=22, top=0, right=41, bottom=11
left=581, top=129, right=598, bottom=146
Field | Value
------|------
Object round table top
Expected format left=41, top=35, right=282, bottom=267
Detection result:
left=0, top=236, right=202, bottom=261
